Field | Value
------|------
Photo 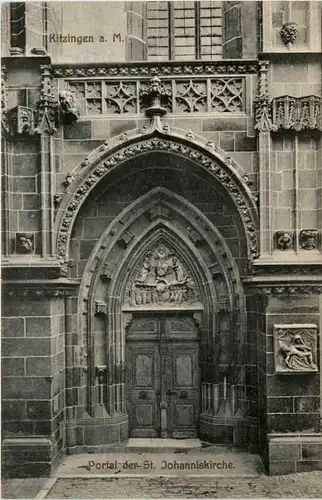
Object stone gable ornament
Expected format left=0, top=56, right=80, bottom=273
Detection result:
left=126, top=243, right=199, bottom=307
left=300, top=229, right=318, bottom=250
left=274, top=324, right=318, bottom=373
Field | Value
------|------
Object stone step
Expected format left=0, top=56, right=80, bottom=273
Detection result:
left=125, top=438, right=202, bottom=453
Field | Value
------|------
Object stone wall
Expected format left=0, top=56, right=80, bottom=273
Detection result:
left=2, top=295, right=66, bottom=476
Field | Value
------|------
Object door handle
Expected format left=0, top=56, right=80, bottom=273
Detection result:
left=166, top=389, right=176, bottom=396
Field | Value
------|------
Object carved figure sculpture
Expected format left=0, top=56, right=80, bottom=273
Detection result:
left=300, top=229, right=318, bottom=250
left=280, top=22, right=298, bottom=48
left=276, top=231, right=293, bottom=250
left=59, top=90, right=79, bottom=123
left=279, top=336, right=314, bottom=370
left=275, top=325, right=318, bottom=373
left=127, top=243, right=199, bottom=307
left=17, top=233, right=34, bottom=253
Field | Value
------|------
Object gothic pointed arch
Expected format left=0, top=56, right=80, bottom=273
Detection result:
left=55, top=126, right=259, bottom=274
left=75, top=186, right=247, bottom=420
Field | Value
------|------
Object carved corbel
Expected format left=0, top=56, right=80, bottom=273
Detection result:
left=118, top=230, right=134, bottom=247
left=280, top=22, right=298, bottom=49
left=16, top=233, right=34, bottom=254
left=209, top=262, right=223, bottom=278
left=7, top=106, right=35, bottom=136
left=63, top=173, right=75, bottom=190
left=54, top=194, right=62, bottom=209
left=95, top=301, right=107, bottom=316
left=139, top=77, right=171, bottom=133
left=101, top=263, right=115, bottom=281
left=300, top=229, right=318, bottom=250
left=186, top=226, right=203, bottom=244
left=276, top=231, right=293, bottom=250
left=59, top=89, right=80, bottom=124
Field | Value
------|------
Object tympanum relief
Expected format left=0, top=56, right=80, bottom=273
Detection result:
left=124, top=244, right=200, bottom=308
left=274, top=324, right=318, bottom=373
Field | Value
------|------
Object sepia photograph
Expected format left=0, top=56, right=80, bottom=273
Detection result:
left=1, top=0, right=322, bottom=498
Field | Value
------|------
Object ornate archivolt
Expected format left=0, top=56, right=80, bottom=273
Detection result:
left=54, top=126, right=259, bottom=275
left=79, top=187, right=243, bottom=315
left=76, top=187, right=246, bottom=416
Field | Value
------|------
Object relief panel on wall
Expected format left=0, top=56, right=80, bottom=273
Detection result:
left=124, top=243, right=200, bottom=308
left=274, top=324, right=318, bottom=374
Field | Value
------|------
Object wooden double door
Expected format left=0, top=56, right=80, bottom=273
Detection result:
left=126, top=314, right=200, bottom=438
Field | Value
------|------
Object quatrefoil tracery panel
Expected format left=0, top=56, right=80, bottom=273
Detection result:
left=66, top=77, right=245, bottom=116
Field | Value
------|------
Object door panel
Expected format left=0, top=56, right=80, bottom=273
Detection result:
left=126, top=315, right=200, bottom=438
left=168, top=342, right=200, bottom=438
left=127, top=342, right=160, bottom=437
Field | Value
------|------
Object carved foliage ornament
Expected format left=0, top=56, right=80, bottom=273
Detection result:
left=247, top=285, right=322, bottom=295
left=52, top=61, right=258, bottom=79
left=274, top=324, right=318, bottom=373
left=125, top=243, right=199, bottom=308
left=56, top=139, right=257, bottom=264
left=4, top=66, right=79, bottom=137
left=4, top=287, right=71, bottom=299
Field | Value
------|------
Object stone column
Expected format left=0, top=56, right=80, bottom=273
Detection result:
left=254, top=60, right=273, bottom=256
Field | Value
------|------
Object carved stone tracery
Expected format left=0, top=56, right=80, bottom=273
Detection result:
left=271, top=95, right=321, bottom=132
left=66, top=76, right=245, bottom=117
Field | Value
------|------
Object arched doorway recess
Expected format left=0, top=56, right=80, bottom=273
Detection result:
left=62, top=133, right=259, bottom=451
